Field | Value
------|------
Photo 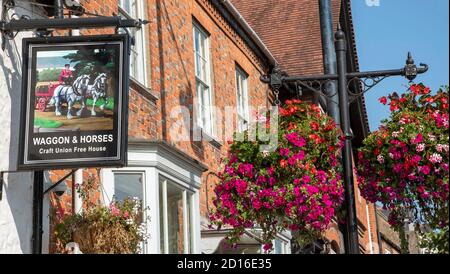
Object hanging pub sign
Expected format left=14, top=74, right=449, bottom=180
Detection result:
left=18, top=35, right=130, bottom=170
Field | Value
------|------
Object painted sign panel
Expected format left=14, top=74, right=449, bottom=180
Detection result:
left=18, top=35, right=130, bottom=170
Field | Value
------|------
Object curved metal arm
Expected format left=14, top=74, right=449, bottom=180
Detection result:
left=417, top=63, right=429, bottom=74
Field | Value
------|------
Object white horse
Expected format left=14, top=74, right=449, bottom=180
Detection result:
left=49, top=74, right=90, bottom=119
left=87, top=73, right=108, bottom=116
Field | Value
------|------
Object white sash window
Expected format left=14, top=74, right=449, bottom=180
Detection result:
left=119, top=0, right=148, bottom=86
left=235, top=66, right=249, bottom=132
left=193, top=22, right=214, bottom=136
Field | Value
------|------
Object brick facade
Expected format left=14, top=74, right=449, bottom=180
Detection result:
left=40, top=0, right=379, bottom=254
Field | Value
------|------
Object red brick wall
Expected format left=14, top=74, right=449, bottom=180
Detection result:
left=47, top=0, right=272, bottom=252
left=147, top=0, right=271, bottom=217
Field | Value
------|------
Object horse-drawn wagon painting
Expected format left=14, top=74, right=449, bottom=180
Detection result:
left=33, top=48, right=116, bottom=133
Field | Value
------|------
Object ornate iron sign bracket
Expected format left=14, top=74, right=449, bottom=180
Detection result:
left=0, top=0, right=148, bottom=50
left=262, top=52, right=428, bottom=106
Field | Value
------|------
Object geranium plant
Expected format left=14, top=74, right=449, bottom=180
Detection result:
left=210, top=99, right=344, bottom=251
left=357, top=84, right=449, bottom=252
left=53, top=177, right=149, bottom=254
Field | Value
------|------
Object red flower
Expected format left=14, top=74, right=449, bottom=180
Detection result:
left=280, top=159, right=287, bottom=168
left=379, top=96, right=388, bottom=105
left=310, top=121, right=320, bottom=131
left=390, top=100, right=399, bottom=112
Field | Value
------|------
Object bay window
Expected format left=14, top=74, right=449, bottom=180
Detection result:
left=101, top=142, right=203, bottom=254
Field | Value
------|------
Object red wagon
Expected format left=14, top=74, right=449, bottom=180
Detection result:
left=35, top=81, right=60, bottom=112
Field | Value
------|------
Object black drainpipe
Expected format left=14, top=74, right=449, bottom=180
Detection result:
left=319, top=0, right=340, bottom=126
left=32, top=171, right=44, bottom=254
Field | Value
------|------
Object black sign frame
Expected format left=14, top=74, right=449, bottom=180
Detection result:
left=18, top=35, right=130, bottom=170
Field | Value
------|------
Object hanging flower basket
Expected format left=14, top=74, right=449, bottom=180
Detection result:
left=54, top=197, right=149, bottom=254
left=357, top=84, right=449, bottom=232
left=210, top=99, right=345, bottom=251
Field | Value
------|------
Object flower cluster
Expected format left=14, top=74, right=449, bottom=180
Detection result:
left=210, top=99, right=344, bottom=250
left=358, top=84, right=449, bottom=231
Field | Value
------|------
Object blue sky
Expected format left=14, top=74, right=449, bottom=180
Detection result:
left=351, top=0, right=449, bottom=131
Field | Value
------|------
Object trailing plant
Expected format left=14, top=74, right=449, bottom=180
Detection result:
left=53, top=176, right=149, bottom=254
left=210, top=99, right=344, bottom=251
left=357, top=84, right=449, bottom=253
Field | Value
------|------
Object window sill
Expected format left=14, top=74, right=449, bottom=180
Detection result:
left=197, top=128, right=222, bottom=149
left=129, top=77, right=158, bottom=102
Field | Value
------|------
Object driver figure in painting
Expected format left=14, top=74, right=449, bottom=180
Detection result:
left=59, top=64, right=74, bottom=85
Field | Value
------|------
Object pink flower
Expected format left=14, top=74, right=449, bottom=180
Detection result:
left=416, top=143, right=425, bottom=152
left=429, top=153, right=443, bottom=164
left=436, top=144, right=449, bottom=153
left=279, top=148, right=290, bottom=157
left=306, top=185, right=319, bottom=195
left=419, top=166, right=431, bottom=175
left=235, top=179, right=248, bottom=195
left=377, top=155, right=385, bottom=164
left=123, top=211, right=129, bottom=218
left=252, top=199, right=262, bottom=211
left=224, top=166, right=235, bottom=176
left=238, top=163, right=254, bottom=177
left=302, top=175, right=311, bottom=184
left=263, top=243, right=273, bottom=252
left=413, top=133, right=423, bottom=144
left=110, top=203, right=120, bottom=216
left=285, top=132, right=306, bottom=147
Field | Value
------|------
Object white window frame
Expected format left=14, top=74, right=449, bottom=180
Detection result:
left=193, top=22, right=215, bottom=136
left=159, top=175, right=195, bottom=254
left=119, top=0, right=149, bottom=86
left=235, top=65, right=249, bottom=132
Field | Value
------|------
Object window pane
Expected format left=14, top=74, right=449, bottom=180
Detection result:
left=236, top=67, right=248, bottom=132
left=187, top=194, right=194, bottom=253
left=113, top=173, right=143, bottom=201
left=159, top=181, right=165, bottom=254
left=119, top=0, right=135, bottom=17
left=167, top=182, right=185, bottom=254
left=274, top=239, right=283, bottom=254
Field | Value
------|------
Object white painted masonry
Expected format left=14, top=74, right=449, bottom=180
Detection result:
left=0, top=1, right=45, bottom=254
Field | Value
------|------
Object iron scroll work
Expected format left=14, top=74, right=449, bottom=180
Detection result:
left=18, top=35, right=130, bottom=170
left=261, top=53, right=429, bottom=105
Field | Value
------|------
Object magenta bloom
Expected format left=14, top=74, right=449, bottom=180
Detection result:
left=413, top=133, right=423, bottom=144
left=238, top=163, right=254, bottom=177
left=280, top=148, right=290, bottom=157
left=302, top=175, right=311, bottom=183
left=285, top=132, right=307, bottom=147
left=225, top=166, right=235, bottom=176
left=420, top=165, right=431, bottom=175
left=263, top=243, right=273, bottom=252
left=306, top=185, right=319, bottom=195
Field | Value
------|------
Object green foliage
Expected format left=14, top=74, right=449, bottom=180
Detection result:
left=38, top=68, right=61, bottom=82
left=63, top=48, right=116, bottom=78
left=86, top=98, right=115, bottom=110
left=34, top=117, right=63, bottom=128
left=419, top=227, right=449, bottom=254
